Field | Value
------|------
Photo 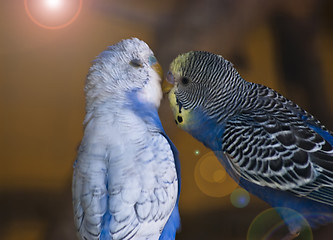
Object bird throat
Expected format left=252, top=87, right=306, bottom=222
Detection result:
left=168, top=88, right=222, bottom=150
left=168, top=88, right=192, bottom=129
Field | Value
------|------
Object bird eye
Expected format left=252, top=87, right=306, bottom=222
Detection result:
left=130, top=59, right=143, bottom=68
left=181, top=77, right=190, bottom=85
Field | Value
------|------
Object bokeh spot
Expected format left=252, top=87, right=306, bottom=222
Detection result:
left=230, top=188, right=250, bottom=208
left=194, top=149, right=200, bottom=156
left=247, top=207, right=313, bottom=240
left=194, top=151, right=239, bottom=198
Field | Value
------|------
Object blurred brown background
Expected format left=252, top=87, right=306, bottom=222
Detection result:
left=1, top=0, right=332, bottom=239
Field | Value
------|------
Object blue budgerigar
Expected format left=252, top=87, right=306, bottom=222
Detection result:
left=163, top=51, right=333, bottom=237
left=72, top=38, right=181, bottom=240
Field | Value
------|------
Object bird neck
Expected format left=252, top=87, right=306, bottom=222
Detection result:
left=125, top=91, right=164, bottom=131
left=84, top=92, right=163, bottom=133
left=179, top=79, right=253, bottom=151
left=177, top=105, right=225, bottom=151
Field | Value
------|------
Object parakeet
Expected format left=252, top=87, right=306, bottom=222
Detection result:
left=163, top=51, right=333, bottom=237
left=72, top=38, right=181, bottom=240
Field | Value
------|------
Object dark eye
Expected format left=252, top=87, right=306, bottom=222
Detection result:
left=181, top=77, right=190, bottom=85
left=130, top=58, right=143, bottom=68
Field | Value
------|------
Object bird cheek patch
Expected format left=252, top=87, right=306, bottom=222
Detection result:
left=175, top=115, right=184, bottom=125
left=174, top=109, right=192, bottom=128
left=168, top=89, right=180, bottom=117
left=168, top=88, right=191, bottom=128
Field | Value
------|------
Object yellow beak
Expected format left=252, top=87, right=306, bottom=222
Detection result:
left=162, top=71, right=175, bottom=94
left=151, top=62, right=164, bottom=80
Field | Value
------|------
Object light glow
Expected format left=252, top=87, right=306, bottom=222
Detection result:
left=194, top=150, right=200, bottom=156
left=247, top=208, right=313, bottom=240
left=194, top=151, right=239, bottom=198
left=24, top=0, right=82, bottom=30
left=45, top=0, right=63, bottom=10
left=230, top=188, right=250, bottom=208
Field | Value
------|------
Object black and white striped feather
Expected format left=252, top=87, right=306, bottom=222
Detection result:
left=169, top=50, right=333, bottom=232
left=222, top=84, right=333, bottom=206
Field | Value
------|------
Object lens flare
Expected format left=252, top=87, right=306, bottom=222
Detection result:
left=194, top=151, right=239, bottom=198
left=213, top=169, right=226, bottom=182
left=247, top=208, right=313, bottom=240
left=230, top=188, right=250, bottom=208
left=45, top=0, right=63, bottom=9
left=24, top=0, right=82, bottom=30
left=194, top=149, right=200, bottom=156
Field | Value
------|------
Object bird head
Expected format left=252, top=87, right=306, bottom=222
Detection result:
left=85, top=38, right=163, bottom=112
left=163, top=51, right=246, bottom=131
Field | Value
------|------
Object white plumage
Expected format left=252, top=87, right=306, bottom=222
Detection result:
left=72, top=38, right=179, bottom=240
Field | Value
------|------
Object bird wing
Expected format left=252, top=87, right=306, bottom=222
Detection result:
left=72, top=130, right=179, bottom=240
left=222, top=101, right=333, bottom=206
left=72, top=142, right=109, bottom=240
left=158, top=132, right=181, bottom=240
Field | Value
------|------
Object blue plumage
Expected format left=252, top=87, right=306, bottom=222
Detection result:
left=166, top=50, right=333, bottom=236
left=308, top=124, right=333, bottom=146
left=73, top=38, right=181, bottom=240
left=129, top=96, right=182, bottom=240
left=159, top=205, right=181, bottom=240
left=100, top=212, right=112, bottom=240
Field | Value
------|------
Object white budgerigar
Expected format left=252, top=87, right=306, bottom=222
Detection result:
left=72, top=38, right=181, bottom=240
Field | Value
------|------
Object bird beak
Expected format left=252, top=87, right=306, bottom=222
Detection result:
left=162, top=71, right=175, bottom=94
left=151, top=62, right=164, bottom=80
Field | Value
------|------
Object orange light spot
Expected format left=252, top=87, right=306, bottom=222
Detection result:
left=24, top=0, right=82, bottom=30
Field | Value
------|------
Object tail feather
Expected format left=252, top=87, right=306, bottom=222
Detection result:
left=100, top=212, right=111, bottom=240
left=159, top=205, right=181, bottom=240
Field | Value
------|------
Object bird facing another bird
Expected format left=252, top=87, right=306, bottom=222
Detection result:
left=72, top=38, right=333, bottom=240
left=164, top=51, right=333, bottom=238
left=72, top=38, right=181, bottom=240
